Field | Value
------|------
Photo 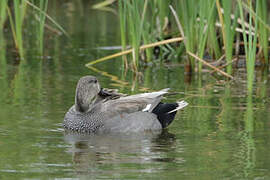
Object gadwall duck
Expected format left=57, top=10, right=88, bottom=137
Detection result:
left=63, top=76, right=188, bottom=133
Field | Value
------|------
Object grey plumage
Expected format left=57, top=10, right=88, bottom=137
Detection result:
left=63, top=76, right=188, bottom=133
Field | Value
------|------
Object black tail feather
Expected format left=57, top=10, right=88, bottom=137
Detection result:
left=152, top=102, right=178, bottom=128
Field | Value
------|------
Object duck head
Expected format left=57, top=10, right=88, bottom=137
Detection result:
left=75, top=76, right=101, bottom=112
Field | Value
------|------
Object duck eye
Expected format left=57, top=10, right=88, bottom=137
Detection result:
left=89, top=79, right=97, bottom=83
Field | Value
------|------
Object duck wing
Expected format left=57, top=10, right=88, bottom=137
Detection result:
left=102, top=89, right=169, bottom=114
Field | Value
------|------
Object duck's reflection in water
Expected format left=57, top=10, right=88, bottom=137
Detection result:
left=64, top=130, right=179, bottom=176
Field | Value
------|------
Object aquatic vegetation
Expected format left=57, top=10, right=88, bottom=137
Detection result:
left=1, top=0, right=66, bottom=59
left=238, top=0, right=259, bottom=94
left=31, top=0, right=48, bottom=54
left=0, top=0, right=269, bottom=94
left=8, top=0, right=27, bottom=57
left=1, top=2, right=270, bottom=179
left=118, top=0, right=128, bottom=69
left=87, top=0, right=270, bottom=93
left=86, top=37, right=184, bottom=67
left=216, top=0, right=238, bottom=74
left=0, top=0, right=8, bottom=29
left=257, top=0, right=268, bottom=65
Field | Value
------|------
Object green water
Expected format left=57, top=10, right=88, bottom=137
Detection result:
left=0, top=1, right=270, bottom=179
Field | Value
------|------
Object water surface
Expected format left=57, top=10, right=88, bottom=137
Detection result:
left=0, top=1, right=270, bottom=179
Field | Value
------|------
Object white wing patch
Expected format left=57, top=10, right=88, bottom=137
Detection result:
left=142, top=104, right=151, bottom=112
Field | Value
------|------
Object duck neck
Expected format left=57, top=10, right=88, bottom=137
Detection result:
left=75, top=90, right=97, bottom=113
left=75, top=98, right=88, bottom=112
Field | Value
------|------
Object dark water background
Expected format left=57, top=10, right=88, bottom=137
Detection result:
left=0, top=1, right=270, bottom=179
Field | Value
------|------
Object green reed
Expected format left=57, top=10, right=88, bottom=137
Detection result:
left=197, top=0, right=216, bottom=72
left=114, top=0, right=269, bottom=80
left=174, top=0, right=196, bottom=69
left=174, top=0, right=216, bottom=72
left=257, top=0, right=268, bottom=65
left=8, top=0, right=27, bottom=57
left=207, top=7, right=221, bottom=59
left=3, top=0, right=66, bottom=59
left=155, top=0, right=171, bottom=37
left=217, top=0, right=238, bottom=74
left=141, top=0, right=159, bottom=62
left=0, top=31, right=8, bottom=103
left=0, top=0, right=8, bottom=29
left=120, top=0, right=144, bottom=70
left=30, top=0, right=48, bottom=54
left=127, top=0, right=141, bottom=70
left=119, top=0, right=156, bottom=70
left=118, top=0, right=128, bottom=69
left=118, top=0, right=181, bottom=69
left=238, top=0, right=258, bottom=94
